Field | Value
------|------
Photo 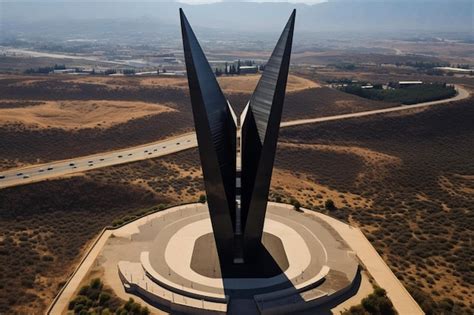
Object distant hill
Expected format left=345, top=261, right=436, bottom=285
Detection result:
left=1, top=0, right=472, bottom=36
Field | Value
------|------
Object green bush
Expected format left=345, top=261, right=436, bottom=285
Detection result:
left=342, top=305, right=369, bottom=314
left=198, top=194, right=206, bottom=203
left=99, top=292, right=110, bottom=306
left=90, top=278, right=102, bottom=290
left=68, top=295, right=91, bottom=310
left=293, top=200, right=301, bottom=210
left=112, top=219, right=124, bottom=227
left=117, top=298, right=150, bottom=315
left=68, top=279, right=151, bottom=314
left=325, top=199, right=336, bottom=210
left=341, top=83, right=456, bottom=105
left=342, top=287, right=396, bottom=315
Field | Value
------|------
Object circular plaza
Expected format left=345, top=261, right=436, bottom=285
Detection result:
left=114, top=202, right=360, bottom=314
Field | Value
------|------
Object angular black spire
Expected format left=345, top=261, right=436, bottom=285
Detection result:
left=180, top=9, right=295, bottom=263
left=180, top=9, right=237, bottom=263
left=240, top=10, right=296, bottom=256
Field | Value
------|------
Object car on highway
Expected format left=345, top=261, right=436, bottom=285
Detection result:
left=128, top=153, right=133, bottom=156
left=100, top=158, right=104, bottom=161
left=88, top=160, right=93, bottom=164
left=118, top=155, right=123, bottom=158
left=162, top=146, right=166, bottom=149
left=144, top=150, right=148, bottom=153
left=176, top=142, right=180, bottom=145
left=23, top=175, right=29, bottom=179
left=38, top=168, right=44, bottom=172
left=47, top=167, right=53, bottom=171
left=154, top=149, right=157, bottom=152
left=0, top=175, right=5, bottom=179
left=17, top=172, right=23, bottom=176
left=69, top=162, right=75, bottom=166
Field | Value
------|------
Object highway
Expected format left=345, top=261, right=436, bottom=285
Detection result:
left=0, top=85, right=469, bottom=189
left=0, top=133, right=197, bottom=189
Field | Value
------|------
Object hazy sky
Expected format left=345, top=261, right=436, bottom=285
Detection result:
left=177, top=0, right=326, bottom=3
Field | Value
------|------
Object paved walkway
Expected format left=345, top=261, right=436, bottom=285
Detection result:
left=47, top=203, right=422, bottom=314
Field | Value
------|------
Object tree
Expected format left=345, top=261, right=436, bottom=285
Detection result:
left=342, top=305, right=368, bottom=315
left=224, top=62, right=228, bottom=75
left=199, top=194, right=206, bottom=203
left=237, top=59, right=241, bottom=74
left=123, top=69, right=135, bottom=75
left=325, top=199, right=336, bottom=211
left=289, top=198, right=301, bottom=210
left=343, top=287, right=396, bottom=315
left=99, top=292, right=110, bottom=305
left=361, top=287, right=396, bottom=315
left=293, top=200, right=301, bottom=210
left=90, top=278, right=102, bottom=290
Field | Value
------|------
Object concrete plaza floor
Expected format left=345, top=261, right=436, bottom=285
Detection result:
left=48, top=202, right=423, bottom=315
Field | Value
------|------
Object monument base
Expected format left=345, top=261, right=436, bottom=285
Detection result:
left=118, top=202, right=360, bottom=314
left=191, top=232, right=289, bottom=279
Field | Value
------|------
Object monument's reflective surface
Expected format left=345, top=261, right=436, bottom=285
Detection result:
left=180, top=9, right=295, bottom=265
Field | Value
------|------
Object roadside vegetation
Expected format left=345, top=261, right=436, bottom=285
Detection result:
left=68, top=278, right=149, bottom=315
left=342, top=287, right=397, bottom=315
left=341, top=83, right=456, bottom=105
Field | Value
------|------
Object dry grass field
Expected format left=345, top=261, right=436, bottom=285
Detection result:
left=0, top=177, right=168, bottom=313
left=0, top=66, right=471, bottom=314
left=1, top=98, right=472, bottom=313
left=0, top=73, right=390, bottom=171
left=0, top=100, right=174, bottom=129
left=0, top=151, right=202, bottom=314
left=278, top=98, right=474, bottom=315
left=217, top=74, right=320, bottom=93
left=5, top=73, right=316, bottom=93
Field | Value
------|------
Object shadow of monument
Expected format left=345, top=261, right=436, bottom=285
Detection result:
left=186, top=227, right=306, bottom=313
left=224, top=244, right=305, bottom=314
left=293, top=269, right=363, bottom=315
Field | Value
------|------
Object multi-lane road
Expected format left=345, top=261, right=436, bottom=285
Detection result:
left=0, top=133, right=197, bottom=189
left=0, top=85, right=469, bottom=189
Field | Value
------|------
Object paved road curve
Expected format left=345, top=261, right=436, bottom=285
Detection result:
left=0, top=133, right=197, bottom=189
left=0, top=85, right=469, bottom=189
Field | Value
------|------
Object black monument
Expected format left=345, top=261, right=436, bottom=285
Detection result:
left=180, top=9, right=295, bottom=265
